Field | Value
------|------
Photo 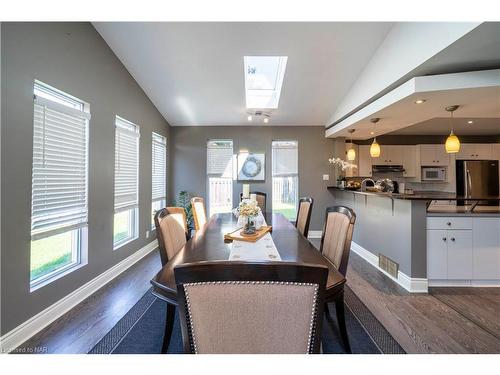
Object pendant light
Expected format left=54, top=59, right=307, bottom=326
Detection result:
left=445, top=105, right=460, bottom=153
left=369, top=117, right=381, bottom=158
left=347, top=129, right=356, bottom=161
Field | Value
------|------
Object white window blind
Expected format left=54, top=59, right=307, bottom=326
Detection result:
left=207, top=140, right=233, bottom=178
left=272, top=140, right=298, bottom=176
left=31, top=85, right=90, bottom=241
left=152, top=132, right=167, bottom=202
left=114, top=116, right=140, bottom=213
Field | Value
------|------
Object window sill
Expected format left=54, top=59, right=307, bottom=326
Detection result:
left=113, top=235, right=139, bottom=251
left=30, top=261, right=87, bottom=293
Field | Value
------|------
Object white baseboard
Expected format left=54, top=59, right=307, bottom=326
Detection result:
left=429, top=279, right=500, bottom=287
left=350, top=241, right=428, bottom=293
left=0, top=240, right=158, bottom=353
left=307, top=230, right=322, bottom=239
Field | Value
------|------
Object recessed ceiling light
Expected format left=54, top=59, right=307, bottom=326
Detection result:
left=263, top=117, right=269, bottom=124
left=467, top=120, right=474, bottom=124
left=247, top=115, right=253, bottom=122
left=414, top=99, right=426, bottom=104
left=370, top=131, right=374, bottom=135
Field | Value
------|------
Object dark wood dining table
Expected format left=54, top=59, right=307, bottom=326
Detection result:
left=151, top=212, right=346, bottom=304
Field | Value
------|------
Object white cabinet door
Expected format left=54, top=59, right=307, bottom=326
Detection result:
left=420, top=145, right=436, bottom=166
left=434, top=145, right=450, bottom=166
left=358, top=145, right=373, bottom=177
left=472, top=218, right=500, bottom=280
left=427, top=230, right=448, bottom=279
left=492, top=143, right=500, bottom=160
left=402, top=146, right=417, bottom=177
left=378, top=145, right=390, bottom=165
left=447, top=230, right=473, bottom=279
left=388, top=145, right=404, bottom=165
left=457, top=144, right=493, bottom=160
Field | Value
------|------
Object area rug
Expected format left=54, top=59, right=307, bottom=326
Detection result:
left=89, top=286, right=405, bottom=354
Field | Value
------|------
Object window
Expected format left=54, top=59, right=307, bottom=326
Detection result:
left=244, top=56, right=288, bottom=109
left=272, top=140, right=298, bottom=221
left=114, top=116, right=139, bottom=248
left=207, top=140, right=233, bottom=216
left=30, top=81, right=90, bottom=289
left=152, top=132, right=167, bottom=228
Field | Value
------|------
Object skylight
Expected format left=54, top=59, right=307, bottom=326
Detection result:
left=244, top=56, right=288, bottom=109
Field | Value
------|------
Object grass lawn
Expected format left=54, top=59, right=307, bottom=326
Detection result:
left=113, top=210, right=132, bottom=244
left=273, top=202, right=297, bottom=221
left=30, top=231, right=73, bottom=281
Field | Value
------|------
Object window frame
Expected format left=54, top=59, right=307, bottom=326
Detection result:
left=207, top=139, right=234, bottom=217
left=113, top=116, right=140, bottom=250
left=151, top=132, right=167, bottom=230
left=29, top=80, right=90, bottom=290
left=271, top=140, right=299, bottom=221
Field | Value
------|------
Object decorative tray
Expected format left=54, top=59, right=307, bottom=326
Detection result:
left=224, top=226, right=272, bottom=243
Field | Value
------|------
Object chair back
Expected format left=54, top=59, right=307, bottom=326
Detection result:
left=154, top=207, right=188, bottom=266
left=175, top=262, right=327, bottom=354
left=240, top=191, right=267, bottom=212
left=319, top=206, right=356, bottom=277
left=295, top=197, right=313, bottom=238
left=191, top=197, right=207, bottom=231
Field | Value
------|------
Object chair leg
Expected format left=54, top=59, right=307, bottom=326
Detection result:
left=335, top=294, right=352, bottom=354
left=161, top=303, right=176, bottom=354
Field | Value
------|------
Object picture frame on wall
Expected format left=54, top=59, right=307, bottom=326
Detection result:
left=237, top=152, right=265, bottom=181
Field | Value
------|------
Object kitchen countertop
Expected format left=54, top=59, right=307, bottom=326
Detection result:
left=328, top=186, right=500, bottom=201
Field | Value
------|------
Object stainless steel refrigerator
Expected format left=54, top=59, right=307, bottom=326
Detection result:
left=456, top=160, right=499, bottom=204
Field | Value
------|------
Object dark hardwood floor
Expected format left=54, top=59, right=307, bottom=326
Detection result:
left=17, top=241, right=500, bottom=354
left=17, top=251, right=162, bottom=354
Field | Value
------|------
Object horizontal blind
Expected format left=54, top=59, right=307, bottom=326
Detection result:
left=114, top=117, right=140, bottom=213
left=31, top=96, right=89, bottom=240
left=207, top=140, right=233, bottom=178
left=272, top=140, right=298, bottom=176
left=152, top=132, right=166, bottom=202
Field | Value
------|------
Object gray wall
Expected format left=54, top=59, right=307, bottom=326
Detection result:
left=170, top=126, right=335, bottom=231
left=1, top=23, right=170, bottom=334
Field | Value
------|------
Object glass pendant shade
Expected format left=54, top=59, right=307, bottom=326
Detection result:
left=445, top=131, right=460, bottom=153
left=347, top=146, right=356, bottom=161
left=370, top=138, right=381, bottom=158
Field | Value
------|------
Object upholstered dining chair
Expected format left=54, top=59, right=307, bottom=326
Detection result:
left=191, top=197, right=207, bottom=231
left=174, top=262, right=328, bottom=354
left=295, top=197, right=314, bottom=238
left=240, top=191, right=267, bottom=212
left=319, top=205, right=356, bottom=353
left=153, top=207, right=189, bottom=353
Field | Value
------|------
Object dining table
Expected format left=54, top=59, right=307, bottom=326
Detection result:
left=150, top=212, right=346, bottom=304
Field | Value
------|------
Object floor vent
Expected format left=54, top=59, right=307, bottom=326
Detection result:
left=378, top=254, right=399, bottom=278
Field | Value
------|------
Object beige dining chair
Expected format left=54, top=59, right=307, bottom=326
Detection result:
left=319, top=205, right=356, bottom=353
left=295, top=197, right=314, bottom=238
left=240, top=191, right=267, bottom=212
left=174, top=262, right=328, bottom=354
left=154, top=207, right=188, bottom=267
left=191, top=197, right=207, bottom=231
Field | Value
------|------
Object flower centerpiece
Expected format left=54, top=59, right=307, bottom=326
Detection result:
left=237, top=199, right=261, bottom=235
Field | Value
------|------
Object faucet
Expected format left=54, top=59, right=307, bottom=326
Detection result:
left=361, top=178, right=375, bottom=191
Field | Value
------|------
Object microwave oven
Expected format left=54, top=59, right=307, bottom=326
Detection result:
left=421, top=167, right=447, bottom=181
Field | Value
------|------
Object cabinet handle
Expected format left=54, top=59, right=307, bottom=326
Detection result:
left=451, top=237, right=455, bottom=242
left=446, top=222, right=451, bottom=226
left=442, top=237, right=447, bottom=242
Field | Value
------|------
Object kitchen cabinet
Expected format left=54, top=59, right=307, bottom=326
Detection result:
left=420, top=145, right=450, bottom=166
left=375, top=145, right=403, bottom=166
left=427, top=216, right=500, bottom=283
left=358, top=145, right=373, bottom=177
left=402, top=146, right=417, bottom=178
left=493, top=143, right=500, bottom=160
left=473, top=218, right=500, bottom=279
left=456, top=144, right=493, bottom=160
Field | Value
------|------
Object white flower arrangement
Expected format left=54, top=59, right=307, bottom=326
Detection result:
left=237, top=199, right=261, bottom=218
left=328, top=157, right=357, bottom=171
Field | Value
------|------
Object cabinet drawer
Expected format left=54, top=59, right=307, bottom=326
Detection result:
left=427, top=217, right=472, bottom=230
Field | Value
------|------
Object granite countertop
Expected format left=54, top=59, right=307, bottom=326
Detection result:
left=328, top=186, right=500, bottom=201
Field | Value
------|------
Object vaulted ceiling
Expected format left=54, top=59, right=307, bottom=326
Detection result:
left=93, top=22, right=393, bottom=126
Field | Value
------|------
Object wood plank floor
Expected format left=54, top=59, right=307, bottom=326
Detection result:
left=17, top=242, right=500, bottom=354
left=309, top=239, right=500, bottom=354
